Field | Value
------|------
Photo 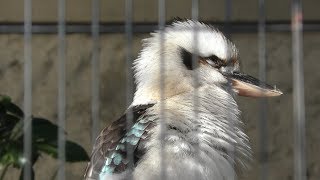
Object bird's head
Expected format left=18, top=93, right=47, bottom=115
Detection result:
left=132, top=20, right=282, bottom=105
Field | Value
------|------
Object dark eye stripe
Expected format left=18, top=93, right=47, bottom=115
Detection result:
left=181, top=48, right=192, bottom=70
left=180, top=47, right=227, bottom=70
left=206, top=55, right=221, bottom=62
left=203, top=55, right=227, bottom=68
left=180, top=47, right=196, bottom=70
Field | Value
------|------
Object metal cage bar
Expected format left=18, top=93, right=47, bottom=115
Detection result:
left=125, top=0, right=135, bottom=173
left=57, top=0, right=66, bottom=179
left=158, top=0, right=166, bottom=179
left=224, top=1, right=237, bottom=180
left=191, top=0, right=200, bottom=178
left=291, top=0, right=307, bottom=180
left=258, top=0, right=268, bottom=180
left=23, top=0, right=32, bottom=179
left=1, top=21, right=320, bottom=34
left=224, top=0, right=232, bottom=38
left=91, top=0, right=101, bottom=146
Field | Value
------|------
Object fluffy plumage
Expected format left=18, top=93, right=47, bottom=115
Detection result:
left=85, top=20, right=254, bottom=180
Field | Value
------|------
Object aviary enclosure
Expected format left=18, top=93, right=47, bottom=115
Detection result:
left=0, top=0, right=319, bottom=180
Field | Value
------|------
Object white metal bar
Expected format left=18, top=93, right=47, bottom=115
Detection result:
left=125, top=0, right=134, bottom=172
left=258, top=0, right=268, bottom=180
left=57, top=0, right=66, bottom=179
left=291, top=0, right=306, bottom=180
left=158, top=0, right=166, bottom=179
left=23, top=0, right=32, bottom=179
left=224, top=1, right=237, bottom=179
left=91, top=0, right=101, bottom=146
left=224, top=0, right=232, bottom=38
left=191, top=0, right=200, bottom=179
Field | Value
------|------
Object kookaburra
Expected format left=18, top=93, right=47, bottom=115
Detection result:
left=84, top=20, right=282, bottom=180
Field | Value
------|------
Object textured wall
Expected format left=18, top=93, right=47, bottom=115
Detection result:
left=0, top=0, right=319, bottom=22
left=0, top=32, right=319, bottom=180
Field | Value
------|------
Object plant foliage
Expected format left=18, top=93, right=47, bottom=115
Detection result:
left=0, top=95, right=89, bottom=180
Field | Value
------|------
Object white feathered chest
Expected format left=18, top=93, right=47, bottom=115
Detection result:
left=133, top=85, right=250, bottom=180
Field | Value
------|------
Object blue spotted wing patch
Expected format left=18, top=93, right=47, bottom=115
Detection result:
left=84, top=104, right=155, bottom=179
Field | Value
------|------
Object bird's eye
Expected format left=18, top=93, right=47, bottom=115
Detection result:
left=205, top=55, right=226, bottom=69
left=206, top=59, right=217, bottom=67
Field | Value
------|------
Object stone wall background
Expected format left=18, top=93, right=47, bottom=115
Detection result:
left=0, top=0, right=319, bottom=22
left=0, top=1, right=319, bottom=180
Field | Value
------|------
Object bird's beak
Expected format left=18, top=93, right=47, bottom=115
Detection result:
left=223, top=72, right=283, bottom=97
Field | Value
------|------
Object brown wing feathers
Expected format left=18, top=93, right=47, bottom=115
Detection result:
left=84, top=104, right=155, bottom=179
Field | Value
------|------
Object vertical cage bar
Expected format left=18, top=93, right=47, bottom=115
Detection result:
left=258, top=0, right=268, bottom=180
left=224, top=1, right=236, bottom=179
left=291, top=0, right=306, bottom=180
left=91, top=0, right=100, bottom=145
left=191, top=0, right=200, bottom=179
left=191, top=1, right=199, bottom=103
left=125, top=0, right=134, bottom=173
left=158, top=0, right=166, bottom=179
left=57, top=0, right=66, bottom=179
left=224, top=0, right=232, bottom=38
left=23, top=0, right=32, bottom=179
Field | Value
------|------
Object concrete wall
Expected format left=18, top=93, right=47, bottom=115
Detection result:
left=0, top=0, right=319, bottom=22
left=1, top=32, right=320, bottom=180
left=0, top=1, right=319, bottom=180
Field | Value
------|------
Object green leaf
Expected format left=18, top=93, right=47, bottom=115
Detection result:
left=6, top=103, right=24, bottom=118
left=0, top=144, right=23, bottom=167
left=0, top=95, right=12, bottom=124
left=36, top=140, right=89, bottom=162
left=32, top=118, right=63, bottom=143
left=65, top=141, right=89, bottom=162
left=2, top=114, right=20, bottom=123
left=0, top=104, right=6, bottom=124
left=0, top=95, right=11, bottom=105
left=0, top=96, right=22, bottom=121
left=36, top=143, right=57, bottom=158
left=8, top=118, right=62, bottom=143
left=0, top=105, right=5, bottom=119
left=1, top=114, right=21, bottom=142
left=9, top=121, right=23, bottom=141
left=0, top=95, right=23, bottom=121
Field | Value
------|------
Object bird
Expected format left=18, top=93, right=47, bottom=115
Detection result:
left=84, top=20, right=282, bottom=180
